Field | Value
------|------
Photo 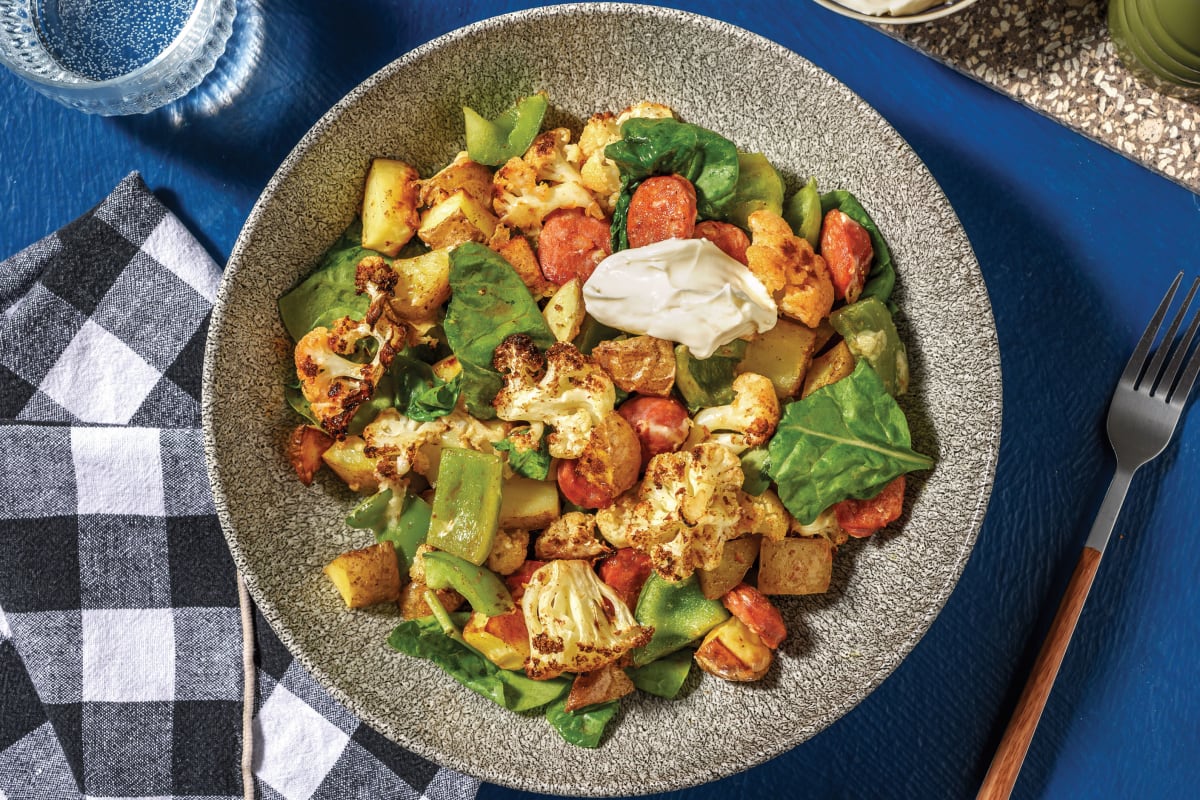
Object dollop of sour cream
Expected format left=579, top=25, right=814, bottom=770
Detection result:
left=581, top=238, right=777, bottom=359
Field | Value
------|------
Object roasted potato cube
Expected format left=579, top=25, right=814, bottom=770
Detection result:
left=498, top=476, right=560, bottom=530
left=417, top=190, right=497, bottom=249
left=463, top=609, right=530, bottom=670
left=288, top=424, right=333, bottom=486
left=738, top=318, right=818, bottom=399
left=542, top=278, right=585, bottom=343
left=431, top=354, right=462, bottom=381
left=324, top=541, right=402, bottom=608
left=486, top=528, right=530, bottom=576
left=757, top=536, right=834, bottom=595
left=391, top=249, right=452, bottom=320
left=802, top=340, right=855, bottom=398
left=399, top=579, right=465, bottom=620
left=362, top=158, right=420, bottom=256
left=698, top=536, right=760, bottom=600
left=694, top=617, right=772, bottom=682
left=419, top=152, right=493, bottom=209
left=320, top=435, right=379, bottom=493
left=490, top=224, right=555, bottom=298
left=591, top=335, right=676, bottom=397
left=565, top=662, right=635, bottom=711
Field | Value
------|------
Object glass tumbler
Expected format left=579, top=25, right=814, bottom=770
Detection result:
left=0, top=0, right=236, bottom=115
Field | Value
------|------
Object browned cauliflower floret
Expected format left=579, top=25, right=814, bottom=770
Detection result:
left=689, top=372, right=781, bottom=454
left=492, top=128, right=604, bottom=238
left=486, top=528, right=530, bottom=576
left=522, top=559, right=653, bottom=680
left=535, top=511, right=612, bottom=560
left=294, top=316, right=404, bottom=438
left=363, top=407, right=508, bottom=485
left=491, top=334, right=616, bottom=459
left=745, top=210, right=835, bottom=327
left=735, top=489, right=790, bottom=541
left=594, top=443, right=747, bottom=581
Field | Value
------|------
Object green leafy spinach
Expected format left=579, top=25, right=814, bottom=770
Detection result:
left=277, top=219, right=374, bottom=341
left=443, top=243, right=555, bottom=418
left=766, top=360, right=933, bottom=524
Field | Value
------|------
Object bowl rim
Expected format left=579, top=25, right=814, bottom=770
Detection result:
left=203, top=3, right=1002, bottom=793
left=811, top=0, right=983, bottom=25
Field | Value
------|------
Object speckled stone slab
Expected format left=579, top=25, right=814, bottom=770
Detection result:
left=880, top=0, right=1200, bottom=194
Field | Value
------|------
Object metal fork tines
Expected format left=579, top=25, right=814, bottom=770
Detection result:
left=1088, top=272, right=1200, bottom=554
left=978, top=272, right=1200, bottom=800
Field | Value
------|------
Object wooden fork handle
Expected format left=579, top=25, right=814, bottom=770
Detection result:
left=976, top=546, right=1103, bottom=800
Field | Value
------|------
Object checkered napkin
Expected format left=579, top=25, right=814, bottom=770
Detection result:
left=0, top=173, right=480, bottom=800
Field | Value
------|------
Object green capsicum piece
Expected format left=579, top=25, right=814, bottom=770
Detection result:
left=426, top=447, right=504, bottom=564
left=345, top=487, right=431, bottom=572
left=421, top=550, right=515, bottom=617
left=783, top=176, right=821, bottom=248
left=726, top=153, right=784, bottom=229
left=674, top=340, right=747, bottom=412
left=463, top=93, right=549, bottom=166
left=625, top=649, right=694, bottom=698
left=630, top=573, right=730, bottom=666
left=829, top=296, right=909, bottom=397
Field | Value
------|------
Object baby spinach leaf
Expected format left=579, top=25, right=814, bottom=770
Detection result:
left=388, top=617, right=569, bottom=713
left=820, top=190, right=895, bottom=303
left=605, top=118, right=740, bottom=249
left=278, top=219, right=375, bottom=341
left=494, top=434, right=551, bottom=480
left=390, top=350, right=460, bottom=422
left=766, top=360, right=933, bottom=524
left=545, top=697, right=620, bottom=749
left=626, top=650, right=694, bottom=699
left=443, top=243, right=555, bottom=418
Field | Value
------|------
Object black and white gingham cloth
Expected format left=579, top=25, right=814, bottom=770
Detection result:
left=0, top=173, right=481, bottom=800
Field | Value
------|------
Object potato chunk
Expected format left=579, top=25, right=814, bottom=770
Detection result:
left=362, top=158, right=420, bottom=256
left=697, top=536, right=760, bottom=600
left=417, top=190, right=497, bottom=250
left=738, top=318, right=818, bottom=399
left=324, top=542, right=402, bottom=608
left=757, top=536, right=834, bottom=595
left=320, top=435, right=379, bottom=493
left=591, top=335, right=676, bottom=397
left=498, top=477, right=560, bottom=530
left=802, top=340, right=855, bottom=398
left=542, top=279, right=585, bottom=343
left=419, top=152, right=493, bottom=209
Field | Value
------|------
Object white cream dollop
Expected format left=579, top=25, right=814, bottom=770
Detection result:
left=581, top=238, right=777, bottom=359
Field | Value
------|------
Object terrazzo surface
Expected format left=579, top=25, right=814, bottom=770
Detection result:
left=880, top=0, right=1200, bottom=194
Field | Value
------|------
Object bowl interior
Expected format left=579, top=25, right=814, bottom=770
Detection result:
left=203, top=4, right=1001, bottom=795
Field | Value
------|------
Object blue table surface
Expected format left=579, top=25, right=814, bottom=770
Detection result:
left=4, top=1, right=1198, bottom=798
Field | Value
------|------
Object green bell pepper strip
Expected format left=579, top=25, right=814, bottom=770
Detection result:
left=630, top=573, right=729, bottom=666
left=829, top=296, right=909, bottom=397
left=783, top=176, right=821, bottom=248
left=421, top=550, right=515, bottom=617
left=425, top=447, right=504, bottom=565
left=345, top=487, right=431, bottom=573
left=463, top=93, right=548, bottom=166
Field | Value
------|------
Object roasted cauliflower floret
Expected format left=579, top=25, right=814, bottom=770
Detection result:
left=745, top=210, right=835, bottom=328
left=355, top=251, right=451, bottom=330
left=492, top=128, right=604, bottom=238
left=486, top=528, right=530, bottom=576
left=577, top=102, right=677, bottom=213
left=294, top=316, right=404, bottom=438
left=522, top=559, right=653, bottom=680
left=594, top=443, right=747, bottom=581
left=535, top=511, right=612, bottom=560
left=361, top=408, right=450, bottom=481
left=689, top=372, right=781, bottom=455
left=491, top=334, right=616, bottom=459
left=735, top=489, right=790, bottom=541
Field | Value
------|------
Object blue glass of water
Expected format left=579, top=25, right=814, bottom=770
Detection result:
left=0, top=0, right=236, bottom=114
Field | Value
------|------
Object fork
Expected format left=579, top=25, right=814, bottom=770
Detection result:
left=977, top=272, right=1200, bottom=800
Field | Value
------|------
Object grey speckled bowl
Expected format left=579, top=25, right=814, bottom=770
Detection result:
left=203, top=4, right=1001, bottom=795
